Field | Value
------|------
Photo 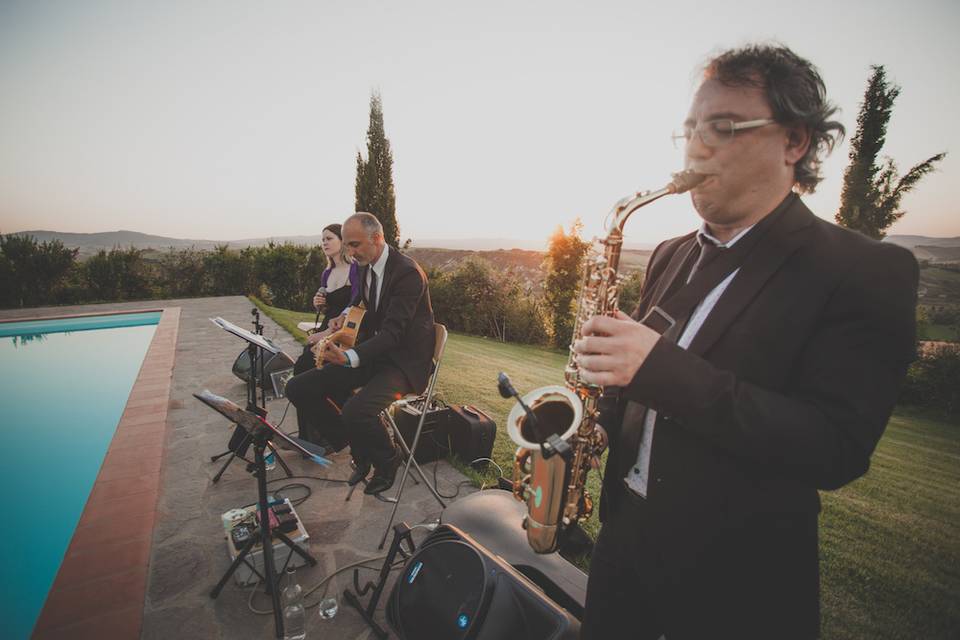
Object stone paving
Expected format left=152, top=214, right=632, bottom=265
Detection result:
left=3, top=297, right=474, bottom=640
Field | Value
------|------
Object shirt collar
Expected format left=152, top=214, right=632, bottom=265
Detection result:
left=370, top=243, right=390, bottom=280
left=698, top=223, right=755, bottom=249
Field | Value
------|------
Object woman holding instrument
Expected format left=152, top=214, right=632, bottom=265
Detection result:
left=292, top=223, right=360, bottom=375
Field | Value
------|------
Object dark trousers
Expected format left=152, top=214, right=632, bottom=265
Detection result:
left=581, top=490, right=820, bottom=640
left=284, top=360, right=413, bottom=465
left=293, top=343, right=315, bottom=376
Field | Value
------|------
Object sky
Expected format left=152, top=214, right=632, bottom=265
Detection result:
left=1, top=0, right=957, bottom=249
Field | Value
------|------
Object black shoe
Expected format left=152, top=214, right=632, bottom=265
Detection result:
left=347, top=459, right=371, bottom=486
left=364, top=449, right=402, bottom=495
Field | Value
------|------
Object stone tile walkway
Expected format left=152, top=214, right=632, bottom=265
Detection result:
left=3, top=297, right=473, bottom=640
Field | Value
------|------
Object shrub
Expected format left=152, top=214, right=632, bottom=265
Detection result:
left=901, top=343, right=960, bottom=420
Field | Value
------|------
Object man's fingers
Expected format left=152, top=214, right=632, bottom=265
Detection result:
left=575, top=353, right=619, bottom=373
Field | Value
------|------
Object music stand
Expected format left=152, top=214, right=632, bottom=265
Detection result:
left=195, top=390, right=329, bottom=639
left=209, top=313, right=294, bottom=483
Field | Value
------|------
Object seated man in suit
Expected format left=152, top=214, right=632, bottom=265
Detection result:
left=573, top=44, right=918, bottom=638
left=285, top=212, right=435, bottom=495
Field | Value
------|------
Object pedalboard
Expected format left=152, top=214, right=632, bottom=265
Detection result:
left=221, top=498, right=310, bottom=585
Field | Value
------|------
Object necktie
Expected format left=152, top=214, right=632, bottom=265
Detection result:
left=368, top=268, right=378, bottom=312
left=621, top=234, right=725, bottom=495
left=689, top=234, right=724, bottom=282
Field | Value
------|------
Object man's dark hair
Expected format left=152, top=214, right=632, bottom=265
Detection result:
left=704, top=44, right=845, bottom=194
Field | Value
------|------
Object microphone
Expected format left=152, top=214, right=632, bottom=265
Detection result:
left=497, top=373, right=570, bottom=461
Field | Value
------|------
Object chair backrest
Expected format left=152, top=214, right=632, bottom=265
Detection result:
left=432, top=323, right=448, bottom=367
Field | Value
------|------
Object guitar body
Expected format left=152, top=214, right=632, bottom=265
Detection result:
left=312, top=304, right=367, bottom=367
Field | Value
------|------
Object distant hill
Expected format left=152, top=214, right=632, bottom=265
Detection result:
left=884, top=236, right=960, bottom=264
left=406, top=247, right=653, bottom=293
left=7, top=229, right=657, bottom=256
left=9, top=228, right=956, bottom=273
left=886, top=234, right=960, bottom=253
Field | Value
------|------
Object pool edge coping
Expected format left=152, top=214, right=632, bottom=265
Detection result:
left=30, top=306, right=180, bottom=640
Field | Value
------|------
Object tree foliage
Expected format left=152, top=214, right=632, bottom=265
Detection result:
left=0, top=234, right=78, bottom=308
left=82, top=246, right=153, bottom=302
left=429, top=260, right=549, bottom=345
left=355, top=92, right=400, bottom=247
left=836, top=65, right=946, bottom=239
left=543, top=221, right=591, bottom=347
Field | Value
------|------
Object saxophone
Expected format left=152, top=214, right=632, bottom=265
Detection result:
left=505, top=170, right=706, bottom=554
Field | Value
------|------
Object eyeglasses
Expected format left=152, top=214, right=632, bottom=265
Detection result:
left=671, top=118, right=776, bottom=149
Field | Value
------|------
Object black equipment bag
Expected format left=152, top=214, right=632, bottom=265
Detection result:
left=445, top=404, right=496, bottom=469
left=392, top=403, right=450, bottom=464
left=387, top=524, right=579, bottom=640
left=393, top=403, right=496, bottom=468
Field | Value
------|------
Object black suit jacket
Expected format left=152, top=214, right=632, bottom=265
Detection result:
left=352, top=247, right=435, bottom=393
left=597, top=194, right=918, bottom=630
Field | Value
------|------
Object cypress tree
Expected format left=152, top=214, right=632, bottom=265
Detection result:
left=836, top=65, right=945, bottom=239
left=354, top=92, right=400, bottom=247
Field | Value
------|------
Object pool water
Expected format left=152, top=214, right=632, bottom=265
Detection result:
left=0, top=312, right=160, bottom=640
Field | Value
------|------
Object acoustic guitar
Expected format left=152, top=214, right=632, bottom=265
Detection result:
left=311, top=304, right=366, bottom=367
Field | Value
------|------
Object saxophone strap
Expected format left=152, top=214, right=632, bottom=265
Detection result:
left=640, top=192, right=793, bottom=337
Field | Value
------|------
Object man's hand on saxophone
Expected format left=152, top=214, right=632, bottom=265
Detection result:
left=573, top=310, right=661, bottom=387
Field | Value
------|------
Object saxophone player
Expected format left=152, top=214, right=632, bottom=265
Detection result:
left=573, top=44, right=918, bottom=639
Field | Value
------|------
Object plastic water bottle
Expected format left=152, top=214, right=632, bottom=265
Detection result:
left=282, top=566, right=306, bottom=640
left=264, top=447, right=276, bottom=471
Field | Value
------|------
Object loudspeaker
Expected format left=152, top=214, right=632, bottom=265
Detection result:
left=231, top=347, right=294, bottom=389
left=387, top=525, right=580, bottom=640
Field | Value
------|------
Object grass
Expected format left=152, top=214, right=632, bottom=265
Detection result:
left=254, top=297, right=960, bottom=639
left=919, top=265, right=960, bottom=305
left=921, top=323, right=959, bottom=342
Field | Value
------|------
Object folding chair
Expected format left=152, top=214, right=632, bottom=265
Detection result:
left=376, top=323, right=449, bottom=549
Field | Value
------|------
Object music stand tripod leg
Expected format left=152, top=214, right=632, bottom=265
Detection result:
left=210, top=435, right=308, bottom=638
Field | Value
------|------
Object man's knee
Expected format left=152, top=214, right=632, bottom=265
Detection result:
left=341, top=396, right=385, bottom=426
left=285, top=373, right=308, bottom=404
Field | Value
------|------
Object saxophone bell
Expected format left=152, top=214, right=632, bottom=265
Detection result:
left=506, top=386, right=583, bottom=554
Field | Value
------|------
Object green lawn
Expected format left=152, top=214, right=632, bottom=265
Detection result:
left=921, top=323, right=960, bottom=342
left=255, top=298, right=959, bottom=639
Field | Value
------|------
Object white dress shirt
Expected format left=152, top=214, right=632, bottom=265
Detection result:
left=624, top=223, right=754, bottom=497
left=344, top=244, right=390, bottom=368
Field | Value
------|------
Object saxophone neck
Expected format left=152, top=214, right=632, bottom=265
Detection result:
left=606, top=170, right=707, bottom=234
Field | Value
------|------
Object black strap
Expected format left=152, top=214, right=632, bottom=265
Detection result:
left=641, top=193, right=793, bottom=336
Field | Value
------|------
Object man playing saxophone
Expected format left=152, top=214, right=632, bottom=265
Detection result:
left=573, top=44, right=918, bottom=639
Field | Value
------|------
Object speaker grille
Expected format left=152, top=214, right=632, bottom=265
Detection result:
left=394, top=540, right=488, bottom=639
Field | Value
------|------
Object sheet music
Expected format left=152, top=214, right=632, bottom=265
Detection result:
left=193, top=390, right=330, bottom=466
left=210, top=316, right=282, bottom=354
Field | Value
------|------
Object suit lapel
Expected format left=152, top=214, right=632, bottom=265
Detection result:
left=686, top=197, right=816, bottom=356
left=637, top=237, right=699, bottom=317
left=375, top=248, right=399, bottom=318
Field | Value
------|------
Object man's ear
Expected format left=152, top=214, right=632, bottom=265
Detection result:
left=785, top=125, right=811, bottom=165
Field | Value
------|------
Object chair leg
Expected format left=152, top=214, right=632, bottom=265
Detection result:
left=377, top=399, right=448, bottom=550
left=390, top=418, right=420, bottom=486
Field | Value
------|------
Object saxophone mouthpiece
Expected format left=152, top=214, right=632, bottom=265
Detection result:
left=669, top=170, right=708, bottom=194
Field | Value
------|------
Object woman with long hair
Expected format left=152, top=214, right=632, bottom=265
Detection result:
left=292, top=223, right=360, bottom=375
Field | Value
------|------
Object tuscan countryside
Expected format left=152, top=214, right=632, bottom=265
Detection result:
left=2, top=2, right=957, bottom=640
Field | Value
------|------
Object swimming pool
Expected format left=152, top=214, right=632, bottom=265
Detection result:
left=0, top=311, right=161, bottom=640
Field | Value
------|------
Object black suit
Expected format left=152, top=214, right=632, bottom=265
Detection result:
left=582, top=195, right=918, bottom=639
left=285, top=247, right=435, bottom=464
